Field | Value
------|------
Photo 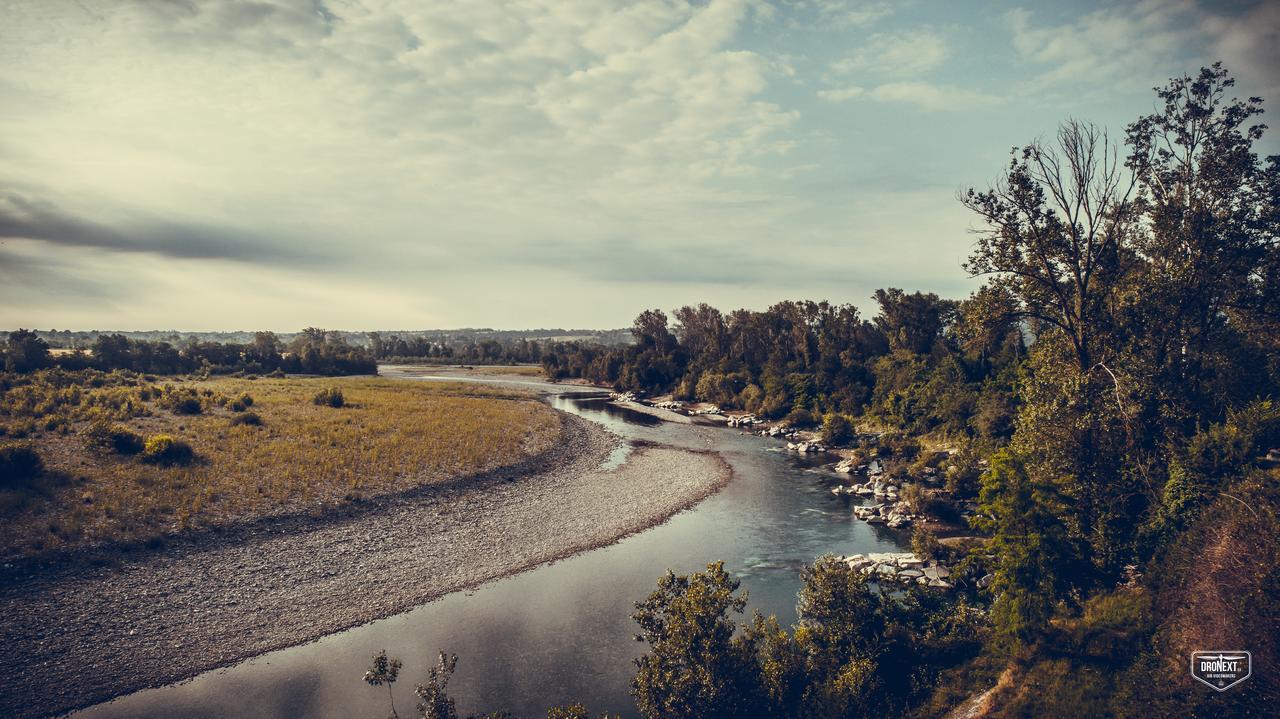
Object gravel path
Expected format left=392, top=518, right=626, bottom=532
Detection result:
left=0, top=409, right=731, bottom=719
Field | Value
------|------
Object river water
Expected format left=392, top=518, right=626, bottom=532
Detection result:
left=74, top=375, right=908, bottom=718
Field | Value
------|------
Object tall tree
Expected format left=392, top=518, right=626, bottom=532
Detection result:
left=962, top=120, right=1138, bottom=374
left=1124, top=62, right=1280, bottom=434
left=871, top=289, right=956, bottom=355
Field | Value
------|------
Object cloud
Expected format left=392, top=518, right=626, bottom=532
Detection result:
left=817, top=86, right=866, bottom=102
left=866, top=82, right=1002, bottom=110
left=817, top=29, right=989, bottom=110
left=1004, top=0, right=1280, bottom=101
left=808, top=1, right=895, bottom=28
left=0, top=192, right=306, bottom=263
left=1005, top=1, right=1196, bottom=87
left=0, top=238, right=444, bottom=331
left=828, top=30, right=950, bottom=78
left=1201, top=2, right=1280, bottom=99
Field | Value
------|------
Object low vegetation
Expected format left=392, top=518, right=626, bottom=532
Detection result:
left=312, top=387, right=346, bottom=408
left=0, top=374, right=561, bottom=558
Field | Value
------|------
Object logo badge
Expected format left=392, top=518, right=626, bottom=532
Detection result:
left=1191, top=651, right=1251, bottom=691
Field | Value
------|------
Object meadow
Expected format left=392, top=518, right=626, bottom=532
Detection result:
left=0, top=371, right=562, bottom=558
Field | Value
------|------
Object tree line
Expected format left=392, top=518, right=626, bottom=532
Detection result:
left=368, top=333, right=547, bottom=365
left=2, top=327, right=377, bottom=376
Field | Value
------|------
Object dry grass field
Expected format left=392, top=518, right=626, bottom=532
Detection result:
left=0, top=374, right=562, bottom=558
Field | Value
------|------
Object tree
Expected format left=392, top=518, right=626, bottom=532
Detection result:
left=247, top=331, right=283, bottom=368
left=1123, top=62, right=1280, bottom=436
left=962, top=121, right=1144, bottom=577
left=631, top=310, right=677, bottom=353
left=4, top=329, right=51, bottom=373
left=972, top=449, right=1081, bottom=649
left=788, top=555, right=886, bottom=715
left=631, top=562, right=760, bottom=718
left=961, top=120, right=1138, bottom=374
left=414, top=651, right=460, bottom=719
left=364, top=649, right=404, bottom=719
left=820, top=413, right=853, bottom=445
left=672, top=304, right=728, bottom=359
left=871, top=289, right=956, bottom=355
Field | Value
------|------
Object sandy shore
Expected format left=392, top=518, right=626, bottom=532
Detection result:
left=0, top=403, right=730, bottom=718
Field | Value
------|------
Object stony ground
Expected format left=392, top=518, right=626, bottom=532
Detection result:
left=0, top=409, right=730, bottom=719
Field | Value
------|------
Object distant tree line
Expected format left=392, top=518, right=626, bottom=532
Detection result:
left=368, top=333, right=547, bottom=365
left=2, top=327, right=377, bottom=376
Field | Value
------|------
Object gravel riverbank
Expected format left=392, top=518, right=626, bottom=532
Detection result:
left=0, top=406, right=731, bottom=719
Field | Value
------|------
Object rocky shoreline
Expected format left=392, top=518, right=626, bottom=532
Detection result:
left=0, top=403, right=731, bottom=719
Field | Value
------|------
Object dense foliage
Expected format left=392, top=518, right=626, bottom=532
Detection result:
left=541, top=292, right=1023, bottom=441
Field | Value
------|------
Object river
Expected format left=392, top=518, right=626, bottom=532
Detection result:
left=73, top=373, right=908, bottom=718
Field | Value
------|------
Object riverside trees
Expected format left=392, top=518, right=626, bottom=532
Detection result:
left=549, top=64, right=1279, bottom=718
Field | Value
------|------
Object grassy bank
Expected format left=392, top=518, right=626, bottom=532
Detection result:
left=0, top=373, right=562, bottom=558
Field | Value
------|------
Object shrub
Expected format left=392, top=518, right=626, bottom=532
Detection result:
left=172, top=397, right=202, bottom=414
left=912, top=524, right=942, bottom=561
left=237, top=392, right=254, bottom=408
left=784, top=406, right=814, bottom=427
left=83, top=421, right=144, bottom=455
left=140, top=434, right=194, bottom=465
left=879, top=431, right=920, bottom=459
left=156, top=387, right=204, bottom=415
left=0, top=441, right=43, bottom=488
left=229, top=412, right=263, bottom=427
left=313, top=387, right=345, bottom=408
left=820, top=412, right=854, bottom=445
left=922, top=495, right=962, bottom=524
left=228, top=399, right=247, bottom=412
left=901, top=482, right=927, bottom=514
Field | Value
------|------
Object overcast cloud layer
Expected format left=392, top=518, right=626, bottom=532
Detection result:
left=2, top=0, right=1277, bottom=330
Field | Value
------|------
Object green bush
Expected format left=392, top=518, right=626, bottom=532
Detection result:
left=313, top=387, right=345, bottom=408
left=140, top=434, right=194, bottom=465
left=820, top=412, right=854, bottom=445
left=229, top=411, right=263, bottom=427
left=878, top=431, right=920, bottom=459
left=83, top=420, right=144, bottom=455
left=157, top=388, right=203, bottom=415
left=0, top=441, right=44, bottom=488
left=784, top=406, right=814, bottom=427
left=171, top=397, right=202, bottom=414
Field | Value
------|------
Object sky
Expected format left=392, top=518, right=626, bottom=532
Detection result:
left=1, top=0, right=1277, bottom=331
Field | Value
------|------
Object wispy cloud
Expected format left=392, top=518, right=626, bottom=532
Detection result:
left=0, top=192, right=308, bottom=263
left=1004, top=0, right=1280, bottom=101
left=828, top=30, right=951, bottom=78
left=817, top=86, right=865, bottom=102
left=866, top=82, right=1002, bottom=111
